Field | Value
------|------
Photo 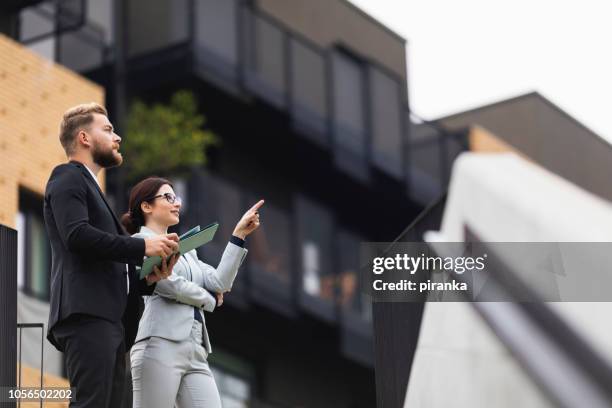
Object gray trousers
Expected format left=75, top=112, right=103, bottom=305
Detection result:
left=130, top=321, right=222, bottom=408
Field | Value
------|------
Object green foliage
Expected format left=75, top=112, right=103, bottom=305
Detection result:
left=122, top=90, right=218, bottom=181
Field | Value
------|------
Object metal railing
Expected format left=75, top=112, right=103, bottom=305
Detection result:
left=17, top=0, right=465, bottom=203
left=16, top=323, right=45, bottom=408
left=18, top=0, right=109, bottom=72
left=123, top=0, right=412, bottom=186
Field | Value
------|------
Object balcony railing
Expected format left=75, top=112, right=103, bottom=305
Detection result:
left=20, top=1, right=409, bottom=184
left=16, top=323, right=45, bottom=408
left=19, top=0, right=109, bottom=72
left=18, top=0, right=463, bottom=205
left=183, top=171, right=373, bottom=363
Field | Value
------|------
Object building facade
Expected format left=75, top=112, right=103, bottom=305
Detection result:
left=2, top=0, right=434, bottom=406
left=0, top=31, right=104, bottom=394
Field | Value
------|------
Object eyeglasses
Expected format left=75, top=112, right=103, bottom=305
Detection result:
left=150, top=193, right=182, bottom=205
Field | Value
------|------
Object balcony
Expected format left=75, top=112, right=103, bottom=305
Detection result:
left=19, top=0, right=110, bottom=72
left=183, top=170, right=373, bottom=365
left=125, top=0, right=410, bottom=186
left=19, top=0, right=421, bottom=197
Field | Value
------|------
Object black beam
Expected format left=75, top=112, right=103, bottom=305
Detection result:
left=0, top=0, right=44, bottom=13
left=0, top=224, right=18, bottom=408
left=372, top=194, right=446, bottom=408
left=0, top=10, right=18, bottom=39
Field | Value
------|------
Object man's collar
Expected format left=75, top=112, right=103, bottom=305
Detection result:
left=69, top=159, right=100, bottom=186
left=83, top=164, right=99, bottom=186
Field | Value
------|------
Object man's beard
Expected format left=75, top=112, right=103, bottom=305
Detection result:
left=92, top=142, right=122, bottom=168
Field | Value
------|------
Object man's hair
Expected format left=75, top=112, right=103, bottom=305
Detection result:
left=59, top=102, right=108, bottom=156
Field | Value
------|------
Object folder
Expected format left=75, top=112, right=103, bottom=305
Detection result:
left=139, top=222, right=219, bottom=279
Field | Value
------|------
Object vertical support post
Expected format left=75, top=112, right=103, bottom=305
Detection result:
left=0, top=224, right=18, bottom=408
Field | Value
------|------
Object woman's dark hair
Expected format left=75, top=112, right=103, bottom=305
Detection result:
left=120, top=177, right=173, bottom=234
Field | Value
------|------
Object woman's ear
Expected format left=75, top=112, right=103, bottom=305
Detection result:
left=141, top=201, right=152, bottom=215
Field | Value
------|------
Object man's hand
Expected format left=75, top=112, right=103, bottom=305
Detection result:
left=145, top=253, right=179, bottom=285
left=144, top=233, right=179, bottom=258
left=232, top=200, right=264, bottom=239
left=216, top=292, right=224, bottom=307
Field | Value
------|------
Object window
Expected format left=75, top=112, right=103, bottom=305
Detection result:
left=243, top=10, right=287, bottom=108
left=195, top=0, right=240, bottom=80
left=58, top=24, right=105, bottom=72
left=296, top=196, right=334, bottom=303
left=127, top=0, right=189, bottom=57
left=191, top=173, right=243, bottom=266
left=86, top=0, right=113, bottom=46
left=19, top=3, right=56, bottom=61
left=331, top=51, right=368, bottom=180
left=290, top=38, right=328, bottom=143
left=248, top=200, right=292, bottom=285
left=337, top=230, right=371, bottom=321
left=18, top=189, right=51, bottom=301
left=369, top=66, right=404, bottom=178
left=19, top=0, right=111, bottom=71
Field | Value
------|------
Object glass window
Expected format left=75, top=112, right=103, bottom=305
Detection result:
left=191, top=173, right=242, bottom=265
left=290, top=38, right=328, bottom=143
left=369, top=67, right=404, bottom=178
left=19, top=4, right=55, bottom=42
left=58, top=25, right=105, bottom=72
left=28, top=216, right=50, bottom=299
left=127, top=0, right=189, bottom=57
left=296, top=196, right=334, bottom=302
left=19, top=4, right=56, bottom=61
left=243, top=10, right=286, bottom=108
left=86, top=0, right=113, bottom=45
left=331, top=51, right=368, bottom=180
left=195, top=0, right=239, bottom=78
left=19, top=190, right=51, bottom=301
left=247, top=200, right=292, bottom=285
left=56, top=0, right=84, bottom=32
left=337, top=230, right=371, bottom=321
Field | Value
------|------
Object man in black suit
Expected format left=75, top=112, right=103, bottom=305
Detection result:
left=44, top=103, right=180, bottom=408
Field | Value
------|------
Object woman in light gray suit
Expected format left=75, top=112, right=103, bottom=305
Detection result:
left=120, top=177, right=263, bottom=408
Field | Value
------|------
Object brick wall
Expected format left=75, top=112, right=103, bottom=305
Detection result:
left=0, top=33, right=105, bottom=228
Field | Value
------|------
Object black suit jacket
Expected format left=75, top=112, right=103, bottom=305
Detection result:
left=43, top=160, right=152, bottom=351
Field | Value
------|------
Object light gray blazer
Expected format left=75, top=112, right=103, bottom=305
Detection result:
left=132, top=226, right=248, bottom=353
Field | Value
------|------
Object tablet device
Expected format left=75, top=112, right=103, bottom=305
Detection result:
left=139, top=222, right=219, bottom=279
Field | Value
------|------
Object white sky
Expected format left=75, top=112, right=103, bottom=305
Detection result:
left=348, top=0, right=612, bottom=143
